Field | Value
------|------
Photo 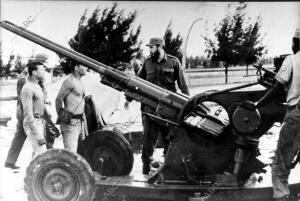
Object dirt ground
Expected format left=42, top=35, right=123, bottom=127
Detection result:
left=0, top=72, right=299, bottom=201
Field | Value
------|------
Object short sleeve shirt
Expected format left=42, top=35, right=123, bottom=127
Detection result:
left=275, top=51, right=300, bottom=106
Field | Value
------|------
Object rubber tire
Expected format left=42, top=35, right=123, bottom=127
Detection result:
left=81, top=130, right=134, bottom=176
left=24, top=149, right=95, bottom=201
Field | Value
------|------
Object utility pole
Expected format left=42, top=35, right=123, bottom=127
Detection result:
left=0, top=0, right=3, bottom=70
left=182, top=18, right=203, bottom=87
left=0, top=37, right=2, bottom=70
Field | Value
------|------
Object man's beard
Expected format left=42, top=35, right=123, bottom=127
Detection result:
left=150, top=50, right=160, bottom=62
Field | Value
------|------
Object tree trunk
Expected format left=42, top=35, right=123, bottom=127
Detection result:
left=225, top=64, right=228, bottom=83
left=246, top=64, right=249, bottom=77
left=188, top=62, right=191, bottom=87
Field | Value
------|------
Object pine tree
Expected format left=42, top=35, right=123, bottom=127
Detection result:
left=215, top=13, right=233, bottom=83
left=240, top=16, right=267, bottom=76
left=61, top=3, right=142, bottom=72
left=204, top=3, right=267, bottom=83
left=163, top=22, right=183, bottom=62
left=14, top=55, right=25, bottom=74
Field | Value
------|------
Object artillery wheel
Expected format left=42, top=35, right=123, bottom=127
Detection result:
left=24, top=149, right=95, bottom=201
left=81, top=130, right=133, bottom=176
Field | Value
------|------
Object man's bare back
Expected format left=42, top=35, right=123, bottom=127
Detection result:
left=56, top=75, right=85, bottom=115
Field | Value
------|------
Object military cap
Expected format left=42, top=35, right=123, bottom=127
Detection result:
left=294, top=28, right=300, bottom=39
left=146, top=38, right=165, bottom=47
left=28, top=53, right=49, bottom=65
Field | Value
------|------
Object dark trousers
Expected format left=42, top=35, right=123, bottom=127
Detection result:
left=45, top=133, right=55, bottom=149
left=5, top=120, right=26, bottom=165
left=141, top=115, right=170, bottom=165
left=272, top=108, right=300, bottom=198
left=5, top=119, right=55, bottom=165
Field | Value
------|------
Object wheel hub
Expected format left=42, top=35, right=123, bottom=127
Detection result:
left=39, top=167, right=79, bottom=201
left=93, top=148, right=118, bottom=174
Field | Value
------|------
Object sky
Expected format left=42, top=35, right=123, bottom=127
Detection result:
left=0, top=1, right=300, bottom=66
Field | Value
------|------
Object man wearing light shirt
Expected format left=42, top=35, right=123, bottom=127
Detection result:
left=248, top=28, right=300, bottom=201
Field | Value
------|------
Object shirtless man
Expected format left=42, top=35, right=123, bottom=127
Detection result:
left=56, top=63, right=87, bottom=152
left=20, top=61, right=47, bottom=158
left=5, top=54, right=51, bottom=168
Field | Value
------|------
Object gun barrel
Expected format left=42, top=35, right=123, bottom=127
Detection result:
left=1, top=20, right=112, bottom=74
left=0, top=20, right=188, bottom=111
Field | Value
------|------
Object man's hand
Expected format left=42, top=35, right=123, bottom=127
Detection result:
left=240, top=101, right=257, bottom=111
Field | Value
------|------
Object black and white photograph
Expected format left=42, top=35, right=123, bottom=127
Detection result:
left=0, top=1, right=300, bottom=201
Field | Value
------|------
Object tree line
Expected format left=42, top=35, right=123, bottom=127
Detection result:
left=59, top=2, right=268, bottom=75
left=1, top=3, right=274, bottom=81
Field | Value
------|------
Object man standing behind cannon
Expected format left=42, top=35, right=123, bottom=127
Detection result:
left=247, top=28, right=300, bottom=201
left=20, top=59, right=48, bottom=158
left=137, top=38, right=189, bottom=174
left=4, top=67, right=28, bottom=169
left=4, top=54, right=51, bottom=168
left=55, top=61, right=87, bottom=153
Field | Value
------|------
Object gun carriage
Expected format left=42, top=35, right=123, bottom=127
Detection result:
left=1, top=20, right=299, bottom=201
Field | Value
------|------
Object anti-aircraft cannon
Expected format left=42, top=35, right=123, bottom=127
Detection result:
left=1, top=20, right=299, bottom=201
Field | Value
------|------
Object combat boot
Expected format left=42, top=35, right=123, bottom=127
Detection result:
left=4, top=162, right=20, bottom=169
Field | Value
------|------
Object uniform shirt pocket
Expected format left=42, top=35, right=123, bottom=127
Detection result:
left=162, top=68, right=174, bottom=83
left=146, top=69, right=156, bottom=81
